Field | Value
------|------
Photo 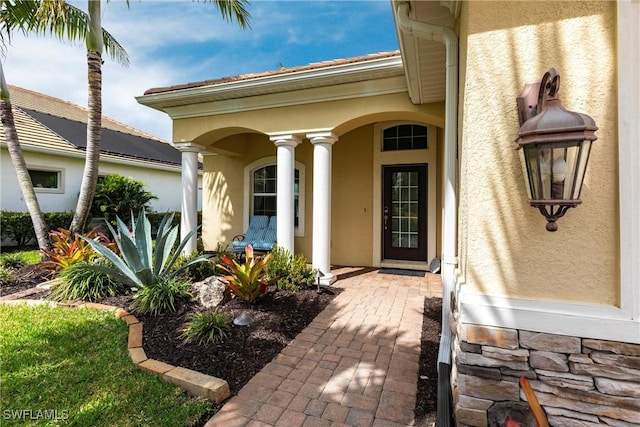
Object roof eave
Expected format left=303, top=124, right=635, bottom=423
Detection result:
left=136, top=55, right=404, bottom=112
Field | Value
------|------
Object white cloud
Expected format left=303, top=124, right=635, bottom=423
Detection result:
left=2, top=0, right=398, bottom=143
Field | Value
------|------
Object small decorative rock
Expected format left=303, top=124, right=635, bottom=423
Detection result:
left=192, top=276, right=228, bottom=309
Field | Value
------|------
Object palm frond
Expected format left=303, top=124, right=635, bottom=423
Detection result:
left=199, top=0, right=251, bottom=29
left=0, top=0, right=129, bottom=66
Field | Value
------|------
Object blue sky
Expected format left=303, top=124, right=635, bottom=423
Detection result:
left=4, top=0, right=399, bottom=141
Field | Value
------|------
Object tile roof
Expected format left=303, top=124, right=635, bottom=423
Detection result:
left=144, top=51, right=401, bottom=95
left=2, top=86, right=181, bottom=166
left=9, top=85, right=164, bottom=141
left=22, top=108, right=182, bottom=166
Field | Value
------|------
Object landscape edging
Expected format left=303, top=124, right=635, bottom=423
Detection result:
left=0, top=298, right=231, bottom=404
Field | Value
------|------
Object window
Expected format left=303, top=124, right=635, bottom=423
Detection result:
left=245, top=158, right=305, bottom=237
left=383, top=124, right=428, bottom=151
left=28, top=169, right=62, bottom=191
left=252, top=165, right=300, bottom=227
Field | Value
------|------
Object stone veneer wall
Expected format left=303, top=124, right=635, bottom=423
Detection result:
left=450, top=322, right=640, bottom=426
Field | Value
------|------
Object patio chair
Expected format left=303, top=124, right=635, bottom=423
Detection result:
left=232, top=215, right=269, bottom=255
left=253, top=216, right=277, bottom=252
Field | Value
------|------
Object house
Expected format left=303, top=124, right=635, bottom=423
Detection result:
left=0, top=85, right=202, bottom=216
left=137, top=1, right=639, bottom=425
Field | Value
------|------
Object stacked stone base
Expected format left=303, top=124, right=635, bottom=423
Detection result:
left=451, top=322, right=640, bottom=426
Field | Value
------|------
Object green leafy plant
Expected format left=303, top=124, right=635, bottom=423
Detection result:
left=0, top=211, right=74, bottom=249
left=180, top=309, right=230, bottom=345
left=210, top=242, right=235, bottom=276
left=50, top=260, right=128, bottom=302
left=0, top=266, right=15, bottom=287
left=0, top=211, right=37, bottom=247
left=40, top=227, right=117, bottom=273
left=80, top=211, right=210, bottom=289
left=91, top=174, right=158, bottom=226
left=217, top=245, right=277, bottom=302
left=0, top=252, right=26, bottom=270
left=265, top=245, right=314, bottom=291
left=131, top=276, right=191, bottom=315
left=174, top=250, right=217, bottom=282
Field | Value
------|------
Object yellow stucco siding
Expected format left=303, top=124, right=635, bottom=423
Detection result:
left=173, top=93, right=444, bottom=144
left=458, top=1, right=618, bottom=305
left=332, top=126, right=375, bottom=266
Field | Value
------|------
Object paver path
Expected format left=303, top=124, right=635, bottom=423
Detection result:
left=206, top=267, right=442, bottom=427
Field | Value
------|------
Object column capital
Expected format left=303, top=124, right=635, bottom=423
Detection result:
left=270, top=134, right=302, bottom=148
left=307, top=132, right=338, bottom=145
left=174, top=142, right=206, bottom=153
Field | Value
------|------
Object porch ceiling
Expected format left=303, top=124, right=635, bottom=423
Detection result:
left=392, top=0, right=457, bottom=104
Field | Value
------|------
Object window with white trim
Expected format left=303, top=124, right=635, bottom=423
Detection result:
left=245, top=159, right=305, bottom=237
left=28, top=168, right=63, bottom=192
left=252, top=165, right=301, bottom=227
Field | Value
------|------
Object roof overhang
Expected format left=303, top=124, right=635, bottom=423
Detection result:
left=136, top=53, right=406, bottom=118
left=391, top=0, right=458, bottom=104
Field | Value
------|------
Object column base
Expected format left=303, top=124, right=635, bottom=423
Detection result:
left=319, top=272, right=336, bottom=286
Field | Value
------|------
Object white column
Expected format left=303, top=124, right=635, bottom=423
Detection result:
left=175, top=142, right=204, bottom=255
left=308, top=132, right=337, bottom=285
left=270, top=135, right=301, bottom=254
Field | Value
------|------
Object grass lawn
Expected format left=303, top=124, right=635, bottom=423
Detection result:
left=0, top=304, right=213, bottom=426
left=0, top=250, right=41, bottom=266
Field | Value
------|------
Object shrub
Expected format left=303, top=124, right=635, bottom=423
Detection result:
left=0, top=266, right=15, bottom=287
left=217, top=245, right=276, bottom=303
left=80, top=211, right=210, bottom=289
left=0, top=211, right=74, bottom=248
left=45, top=212, right=75, bottom=233
left=0, top=211, right=37, bottom=247
left=91, top=174, right=157, bottom=226
left=174, top=251, right=217, bottom=282
left=0, top=253, right=26, bottom=270
left=50, top=261, right=128, bottom=302
left=131, top=276, right=191, bottom=315
left=180, top=309, right=230, bottom=345
left=40, top=228, right=117, bottom=273
left=265, top=246, right=314, bottom=291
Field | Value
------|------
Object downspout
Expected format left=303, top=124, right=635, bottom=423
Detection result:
left=395, top=2, right=458, bottom=425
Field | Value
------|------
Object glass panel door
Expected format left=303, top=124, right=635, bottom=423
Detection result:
left=383, top=165, right=427, bottom=261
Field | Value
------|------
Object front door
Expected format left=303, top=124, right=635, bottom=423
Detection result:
left=382, top=164, right=428, bottom=261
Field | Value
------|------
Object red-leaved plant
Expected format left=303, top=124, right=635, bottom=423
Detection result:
left=41, top=228, right=118, bottom=273
left=217, top=245, right=277, bottom=302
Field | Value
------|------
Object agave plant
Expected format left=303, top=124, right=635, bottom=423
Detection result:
left=81, top=211, right=209, bottom=288
left=217, top=245, right=277, bottom=302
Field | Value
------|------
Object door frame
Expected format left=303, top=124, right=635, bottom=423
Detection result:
left=372, top=121, right=438, bottom=269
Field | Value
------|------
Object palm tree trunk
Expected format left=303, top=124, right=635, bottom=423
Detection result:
left=0, top=100, right=51, bottom=253
left=70, top=0, right=103, bottom=234
left=70, top=49, right=102, bottom=233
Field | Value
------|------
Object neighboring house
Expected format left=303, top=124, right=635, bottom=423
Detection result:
left=137, top=1, right=639, bottom=425
left=0, top=85, right=202, bottom=215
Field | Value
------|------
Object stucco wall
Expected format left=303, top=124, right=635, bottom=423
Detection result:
left=332, top=126, right=375, bottom=267
left=458, top=1, right=618, bottom=305
left=174, top=92, right=444, bottom=145
left=1, top=149, right=196, bottom=213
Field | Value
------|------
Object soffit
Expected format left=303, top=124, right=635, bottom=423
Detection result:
left=393, top=0, right=456, bottom=104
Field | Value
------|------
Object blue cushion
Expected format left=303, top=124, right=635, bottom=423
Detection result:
left=254, top=216, right=277, bottom=251
left=243, top=215, right=269, bottom=243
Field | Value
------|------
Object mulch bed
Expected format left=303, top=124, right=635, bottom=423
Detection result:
left=134, top=287, right=341, bottom=395
left=0, top=264, right=51, bottom=297
left=3, top=268, right=442, bottom=425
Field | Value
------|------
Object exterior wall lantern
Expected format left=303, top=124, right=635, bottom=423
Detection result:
left=516, top=68, right=598, bottom=231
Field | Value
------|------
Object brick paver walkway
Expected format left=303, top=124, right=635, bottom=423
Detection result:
left=205, top=267, right=442, bottom=427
